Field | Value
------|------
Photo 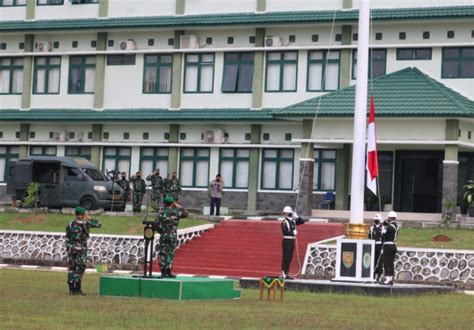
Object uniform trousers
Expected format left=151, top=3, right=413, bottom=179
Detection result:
left=281, top=238, right=296, bottom=274
left=383, top=244, right=397, bottom=276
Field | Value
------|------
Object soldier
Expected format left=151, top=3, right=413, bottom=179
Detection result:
left=281, top=206, right=305, bottom=279
left=65, top=207, right=102, bottom=295
left=164, top=171, right=182, bottom=202
left=115, top=171, right=131, bottom=203
left=146, top=169, right=164, bottom=206
left=369, top=213, right=383, bottom=281
left=130, top=171, right=146, bottom=213
left=381, top=211, right=400, bottom=285
left=156, top=195, right=188, bottom=278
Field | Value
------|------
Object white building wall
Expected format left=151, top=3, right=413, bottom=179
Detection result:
left=0, top=6, right=26, bottom=21
left=108, top=0, right=176, bottom=17
left=0, top=124, right=20, bottom=141
left=353, top=0, right=473, bottom=9
left=185, top=0, right=256, bottom=14
left=35, top=1, right=99, bottom=19
left=266, top=0, right=343, bottom=11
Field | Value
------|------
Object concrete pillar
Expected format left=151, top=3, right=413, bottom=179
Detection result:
left=19, top=124, right=30, bottom=159
left=297, top=120, right=314, bottom=216
left=93, top=32, right=107, bottom=109
left=251, top=28, right=265, bottom=109
left=21, top=35, right=34, bottom=110
left=90, top=124, right=102, bottom=168
left=442, top=119, right=459, bottom=218
left=256, top=0, right=266, bottom=12
left=168, top=124, right=180, bottom=173
left=247, top=124, right=261, bottom=211
left=176, top=0, right=185, bottom=14
left=339, top=25, right=352, bottom=89
left=335, top=144, right=351, bottom=210
left=98, top=0, right=108, bottom=17
left=171, top=31, right=184, bottom=109
left=26, top=0, right=35, bottom=20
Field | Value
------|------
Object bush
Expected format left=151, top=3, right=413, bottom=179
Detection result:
left=22, top=182, right=40, bottom=209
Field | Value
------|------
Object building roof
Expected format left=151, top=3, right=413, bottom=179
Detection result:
left=273, top=67, right=474, bottom=118
left=1, top=6, right=473, bottom=32
left=0, top=108, right=274, bottom=121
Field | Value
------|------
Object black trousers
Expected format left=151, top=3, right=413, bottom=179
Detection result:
left=210, top=197, right=221, bottom=216
left=282, top=238, right=295, bottom=274
left=383, top=245, right=397, bottom=276
left=374, top=244, right=383, bottom=276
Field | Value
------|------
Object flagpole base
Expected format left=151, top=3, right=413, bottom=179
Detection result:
left=345, top=223, right=370, bottom=239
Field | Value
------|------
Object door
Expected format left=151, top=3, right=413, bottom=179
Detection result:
left=62, top=167, right=87, bottom=206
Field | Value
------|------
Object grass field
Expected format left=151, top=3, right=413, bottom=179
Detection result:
left=0, top=269, right=473, bottom=329
left=0, top=212, right=211, bottom=235
left=397, top=227, right=474, bottom=250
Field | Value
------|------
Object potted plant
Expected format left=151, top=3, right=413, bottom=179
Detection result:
left=463, top=180, right=474, bottom=216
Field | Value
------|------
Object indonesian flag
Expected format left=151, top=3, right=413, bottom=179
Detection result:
left=366, top=96, right=379, bottom=195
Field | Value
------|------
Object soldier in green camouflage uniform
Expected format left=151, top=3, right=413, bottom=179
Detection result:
left=65, top=207, right=102, bottom=295
left=115, top=171, right=131, bottom=203
left=130, top=172, right=146, bottom=213
left=156, top=196, right=188, bottom=278
left=164, top=171, right=182, bottom=202
left=146, top=169, right=164, bottom=206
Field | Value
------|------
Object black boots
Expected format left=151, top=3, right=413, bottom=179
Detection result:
left=161, top=268, right=176, bottom=278
left=75, top=281, right=86, bottom=295
left=68, top=282, right=75, bottom=295
left=69, top=282, right=86, bottom=295
left=167, top=268, right=176, bottom=278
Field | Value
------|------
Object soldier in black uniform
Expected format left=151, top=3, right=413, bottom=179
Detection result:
left=368, top=213, right=383, bottom=281
left=381, top=211, right=400, bottom=285
left=281, top=206, right=305, bottom=279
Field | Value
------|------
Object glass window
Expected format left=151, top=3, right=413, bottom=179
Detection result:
left=307, top=50, right=340, bottom=92
left=180, top=148, right=210, bottom=187
left=68, top=56, right=96, bottom=94
left=396, top=48, right=432, bottom=60
left=0, top=146, right=19, bottom=182
left=265, top=51, right=298, bottom=92
left=313, top=150, right=336, bottom=191
left=37, top=0, right=63, bottom=5
left=65, top=146, right=91, bottom=160
left=29, top=146, right=57, bottom=156
left=222, top=52, right=254, bottom=93
left=442, top=47, right=474, bottom=78
left=143, top=54, right=172, bottom=93
left=0, top=0, right=27, bottom=6
left=102, top=147, right=131, bottom=177
left=261, top=149, right=294, bottom=190
left=107, top=54, right=136, bottom=66
left=34, top=56, right=61, bottom=94
left=184, top=53, right=214, bottom=93
left=71, top=0, right=99, bottom=4
left=0, top=58, right=23, bottom=95
left=219, top=148, right=250, bottom=189
left=140, top=147, right=169, bottom=178
left=352, top=49, right=386, bottom=79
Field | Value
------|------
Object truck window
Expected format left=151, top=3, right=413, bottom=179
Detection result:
left=82, top=168, right=107, bottom=181
left=65, top=168, right=83, bottom=181
left=33, top=162, right=60, bottom=184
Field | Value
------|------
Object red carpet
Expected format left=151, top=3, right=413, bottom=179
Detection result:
left=164, top=220, right=344, bottom=278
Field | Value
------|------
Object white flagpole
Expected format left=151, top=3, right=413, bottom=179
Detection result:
left=349, top=0, right=370, bottom=225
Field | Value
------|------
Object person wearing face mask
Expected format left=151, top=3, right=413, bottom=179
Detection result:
left=369, top=213, right=383, bottom=281
left=208, top=174, right=224, bottom=216
left=115, top=171, right=131, bottom=204
left=130, top=171, right=146, bottom=213
left=281, top=206, right=305, bottom=279
left=164, top=171, right=182, bottom=202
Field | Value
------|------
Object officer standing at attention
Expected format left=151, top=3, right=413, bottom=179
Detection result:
left=156, top=196, right=188, bottom=278
left=381, top=211, right=400, bottom=285
left=281, top=206, right=305, bottom=279
left=65, top=207, right=102, bottom=295
left=164, top=171, right=182, bottom=202
left=208, top=173, right=224, bottom=216
left=368, top=213, right=383, bottom=281
left=146, top=169, right=164, bottom=207
left=130, top=171, right=146, bottom=213
left=116, top=171, right=131, bottom=203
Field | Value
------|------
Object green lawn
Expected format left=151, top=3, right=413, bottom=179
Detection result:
left=0, top=269, right=473, bottom=329
left=0, top=212, right=211, bottom=235
left=397, top=227, right=474, bottom=250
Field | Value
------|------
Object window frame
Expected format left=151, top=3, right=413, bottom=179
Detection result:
left=0, top=57, right=24, bottom=95
left=29, top=145, right=57, bottom=156
left=142, top=54, right=173, bottom=94
left=0, top=0, right=26, bottom=6
left=179, top=147, right=210, bottom=188
left=107, top=54, right=136, bottom=66
left=306, top=50, right=340, bottom=92
left=67, top=55, right=96, bottom=94
left=265, top=51, right=299, bottom=93
left=261, top=148, right=294, bottom=191
left=36, top=0, right=64, bottom=5
left=441, top=47, right=474, bottom=79
left=218, top=148, right=250, bottom=189
left=139, top=147, right=169, bottom=175
left=0, top=146, right=19, bottom=183
left=183, top=53, right=215, bottom=93
left=33, top=56, right=61, bottom=95
left=102, top=147, right=132, bottom=175
left=313, top=149, right=337, bottom=192
left=65, top=146, right=91, bottom=160
left=221, top=52, right=255, bottom=93
left=352, top=49, right=387, bottom=80
left=71, top=0, right=99, bottom=4
left=396, top=48, right=432, bottom=61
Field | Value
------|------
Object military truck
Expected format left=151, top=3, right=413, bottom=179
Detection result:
left=6, top=156, right=125, bottom=211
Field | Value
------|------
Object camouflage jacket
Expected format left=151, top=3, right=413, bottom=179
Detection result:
left=115, top=178, right=130, bottom=193
left=65, top=219, right=102, bottom=252
left=156, top=207, right=188, bottom=237
left=164, top=177, right=182, bottom=195
left=146, top=174, right=164, bottom=193
left=130, top=177, right=146, bottom=193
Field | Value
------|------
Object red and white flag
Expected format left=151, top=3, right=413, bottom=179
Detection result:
left=366, top=96, right=379, bottom=195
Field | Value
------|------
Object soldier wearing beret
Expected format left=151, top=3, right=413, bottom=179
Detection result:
left=130, top=171, right=146, bottom=213
left=115, top=171, right=131, bottom=203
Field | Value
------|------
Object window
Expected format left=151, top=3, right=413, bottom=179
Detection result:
left=222, top=52, right=254, bottom=93
left=102, top=147, right=131, bottom=177
left=352, top=49, right=386, bottom=79
left=307, top=50, right=340, bottom=92
left=396, top=48, right=432, bottom=60
left=0, top=58, right=23, bottom=95
left=140, top=147, right=169, bottom=178
left=442, top=47, right=474, bottom=78
left=143, top=54, right=172, bottom=93
left=29, top=146, right=57, bottom=156
left=219, top=149, right=249, bottom=189
left=71, top=0, right=99, bottom=4
left=265, top=51, right=298, bottom=92
left=314, top=150, right=336, bottom=191
left=65, top=167, right=83, bottom=181
left=0, top=0, right=26, bottom=6
left=180, top=148, right=210, bottom=188
left=37, top=0, right=63, bottom=5
left=107, top=54, right=136, bottom=66
left=65, top=146, right=91, bottom=160
left=261, top=149, right=294, bottom=190
left=68, top=56, right=96, bottom=94
left=0, top=146, right=19, bottom=182
left=33, top=57, right=61, bottom=94
left=184, top=54, right=214, bottom=93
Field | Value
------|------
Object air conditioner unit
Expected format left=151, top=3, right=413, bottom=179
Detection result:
left=77, top=132, right=84, bottom=142
left=180, top=35, right=199, bottom=49
left=203, top=129, right=224, bottom=144
left=35, top=41, right=52, bottom=52
left=52, top=131, right=67, bottom=142
left=119, top=39, right=136, bottom=50
left=265, top=36, right=282, bottom=47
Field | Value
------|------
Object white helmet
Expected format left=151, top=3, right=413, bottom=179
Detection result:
left=283, top=206, right=293, bottom=214
left=373, top=214, right=383, bottom=222
left=387, top=211, right=397, bottom=219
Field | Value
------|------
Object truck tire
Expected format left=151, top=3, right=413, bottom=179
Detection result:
left=80, top=196, right=97, bottom=210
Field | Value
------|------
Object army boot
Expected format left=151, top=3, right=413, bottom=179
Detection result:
left=167, top=268, right=176, bottom=278
left=76, top=281, right=86, bottom=295
left=68, top=282, right=75, bottom=295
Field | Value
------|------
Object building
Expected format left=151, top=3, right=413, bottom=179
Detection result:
left=0, top=0, right=473, bottom=215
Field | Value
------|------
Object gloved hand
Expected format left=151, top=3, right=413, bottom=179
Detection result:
left=292, top=212, right=298, bottom=219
